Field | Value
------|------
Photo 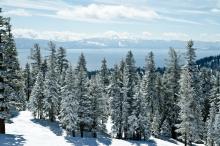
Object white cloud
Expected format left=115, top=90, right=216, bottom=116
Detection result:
left=199, top=33, right=215, bottom=42
left=0, top=0, right=206, bottom=25
left=12, top=28, right=220, bottom=42
left=0, top=0, right=158, bottom=21
left=199, top=33, right=220, bottom=42
left=0, top=0, right=70, bottom=11
left=13, top=28, right=137, bottom=41
left=211, top=8, right=220, bottom=13
left=103, top=31, right=131, bottom=39
left=200, top=33, right=208, bottom=37
left=56, top=4, right=159, bottom=21
left=2, top=9, right=32, bottom=16
left=163, top=32, right=188, bottom=37
left=204, top=19, right=220, bottom=25
left=159, top=16, right=201, bottom=25
left=177, top=9, right=208, bottom=14
left=162, top=32, right=190, bottom=40
left=100, top=31, right=153, bottom=39
left=12, top=28, right=87, bottom=41
left=50, top=4, right=200, bottom=24
left=215, top=33, right=220, bottom=37
left=142, top=32, right=152, bottom=37
left=12, top=28, right=154, bottom=41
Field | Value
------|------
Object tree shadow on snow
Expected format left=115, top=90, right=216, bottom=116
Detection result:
left=10, top=110, right=20, bottom=119
left=65, top=136, right=99, bottom=146
left=0, top=134, right=26, bottom=146
left=31, top=119, right=63, bottom=136
left=97, top=135, right=112, bottom=146
left=127, top=139, right=157, bottom=146
left=159, top=136, right=179, bottom=145
left=65, top=135, right=112, bottom=146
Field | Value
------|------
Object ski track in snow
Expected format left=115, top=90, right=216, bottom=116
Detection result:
left=1, top=111, right=204, bottom=146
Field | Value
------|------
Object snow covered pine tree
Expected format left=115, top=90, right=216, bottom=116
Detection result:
left=176, top=40, right=203, bottom=146
left=0, top=8, right=6, bottom=134
left=60, top=65, right=78, bottom=137
left=162, top=48, right=181, bottom=139
left=29, top=71, right=45, bottom=119
left=43, top=42, right=59, bottom=122
left=0, top=8, right=25, bottom=133
left=75, top=53, right=92, bottom=137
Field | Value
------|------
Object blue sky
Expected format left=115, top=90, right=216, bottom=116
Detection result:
left=1, top=0, right=220, bottom=41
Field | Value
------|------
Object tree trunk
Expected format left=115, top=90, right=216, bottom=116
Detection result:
left=117, top=123, right=122, bottom=139
left=80, top=131, right=83, bottom=137
left=117, top=132, right=122, bottom=139
left=171, top=126, right=177, bottom=139
left=137, top=130, right=141, bottom=140
left=93, top=132, right=97, bottom=138
left=80, top=124, right=84, bottom=138
left=40, top=113, right=43, bottom=119
left=0, top=118, right=5, bottom=134
left=211, top=140, right=213, bottom=146
left=184, top=133, right=187, bottom=146
left=132, top=132, right=136, bottom=140
left=72, top=130, right=75, bottom=137
left=27, top=87, right=30, bottom=101
left=49, top=109, right=55, bottom=122
left=124, top=127, right=128, bottom=139
left=189, top=140, right=192, bottom=146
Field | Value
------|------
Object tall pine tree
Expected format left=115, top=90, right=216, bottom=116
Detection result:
left=123, top=51, right=138, bottom=139
left=176, top=40, right=203, bottom=145
left=89, top=75, right=104, bottom=137
left=23, top=63, right=32, bottom=101
left=29, top=71, right=44, bottom=119
left=56, top=47, right=68, bottom=75
left=75, top=53, right=91, bottom=137
left=162, top=48, right=180, bottom=139
left=30, top=43, right=42, bottom=83
left=143, top=52, right=156, bottom=120
left=0, top=8, right=7, bottom=134
left=131, top=74, right=151, bottom=140
left=110, top=64, right=123, bottom=139
left=99, top=58, right=110, bottom=132
left=43, top=42, right=59, bottom=122
left=207, top=72, right=220, bottom=146
left=60, top=65, right=78, bottom=137
left=0, top=10, right=24, bottom=133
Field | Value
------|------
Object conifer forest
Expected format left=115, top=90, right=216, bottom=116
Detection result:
left=0, top=1, right=220, bottom=146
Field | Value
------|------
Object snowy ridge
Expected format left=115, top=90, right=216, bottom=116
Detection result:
left=0, top=111, right=204, bottom=146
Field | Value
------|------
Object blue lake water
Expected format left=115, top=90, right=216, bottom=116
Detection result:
left=18, top=48, right=220, bottom=70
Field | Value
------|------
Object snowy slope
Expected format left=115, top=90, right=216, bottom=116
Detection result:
left=0, top=111, right=204, bottom=146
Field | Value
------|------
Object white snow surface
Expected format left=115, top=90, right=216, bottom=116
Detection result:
left=0, top=111, right=204, bottom=146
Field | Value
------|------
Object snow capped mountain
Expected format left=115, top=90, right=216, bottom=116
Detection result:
left=15, top=37, right=220, bottom=50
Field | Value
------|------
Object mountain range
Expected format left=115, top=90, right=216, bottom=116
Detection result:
left=15, top=38, right=220, bottom=50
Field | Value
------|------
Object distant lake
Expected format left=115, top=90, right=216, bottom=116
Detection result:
left=18, top=48, right=220, bottom=70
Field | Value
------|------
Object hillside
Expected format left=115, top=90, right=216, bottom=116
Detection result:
left=0, top=111, right=204, bottom=146
left=196, top=54, right=220, bottom=70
